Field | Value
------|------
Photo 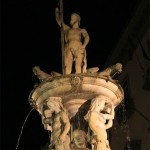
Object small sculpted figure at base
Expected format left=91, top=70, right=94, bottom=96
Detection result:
left=84, top=95, right=115, bottom=150
left=72, top=129, right=90, bottom=150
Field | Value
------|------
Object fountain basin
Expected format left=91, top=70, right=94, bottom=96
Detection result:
left=29, top=74, right=124, bottom=118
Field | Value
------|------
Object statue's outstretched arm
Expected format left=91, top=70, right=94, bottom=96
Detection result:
left=105, top=119, right=113, bottom=129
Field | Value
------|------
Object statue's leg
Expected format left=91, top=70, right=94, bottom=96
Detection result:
left=82, top=50, right=87, bottom=73
left=96, top=141, right=111, bottom=150
left=75, top=52, right=84, bottom=74
left=65, top=50, right=73, bottom=74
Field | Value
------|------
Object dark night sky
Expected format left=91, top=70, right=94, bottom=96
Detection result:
left=2, top=0, right=139, bottom=149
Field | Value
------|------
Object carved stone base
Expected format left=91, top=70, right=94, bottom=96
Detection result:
left=29, top=73, right=124, bottom=150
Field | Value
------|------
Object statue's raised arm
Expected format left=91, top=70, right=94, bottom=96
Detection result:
left=55, top=7, right=70, bottom=31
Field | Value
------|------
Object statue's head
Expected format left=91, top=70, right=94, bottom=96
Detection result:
left=46, top=97, right=63, bottom=113
left=32, top=66, right=40, bottom=75
left=115, top=63, right=122, bottom=73
left=72, top=129, right=87, bottom=148
left=90, top=96, right=105, bottom=111
left=90, top=95, right=112, bottom=112
left=70, top=13, right=81, bottom=26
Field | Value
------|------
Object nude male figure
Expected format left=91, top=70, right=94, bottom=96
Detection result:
left=55, top=8, right=90, bottom=74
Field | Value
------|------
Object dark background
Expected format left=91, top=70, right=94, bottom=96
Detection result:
left=2, top=0, right=140, bottom=149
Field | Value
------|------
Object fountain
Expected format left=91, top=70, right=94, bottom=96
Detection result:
left=28, top=1, right=124, bottom=149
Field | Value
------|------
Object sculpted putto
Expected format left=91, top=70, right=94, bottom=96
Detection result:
left=84, top=95, right=115, bottom=150
left=72, top=129, right=89, bottom=150
left=41, top=97, right=71, bottom=150
left=55, top=8, right=90, bottom=74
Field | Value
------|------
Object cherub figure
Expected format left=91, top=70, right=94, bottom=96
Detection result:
left=72, top=129, right=89, bottom=150
left=55, top=8, right=90, bottom=74
left=41, top=97, right=71, bottom=150
left=84, top=95, right=115, bottom=150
